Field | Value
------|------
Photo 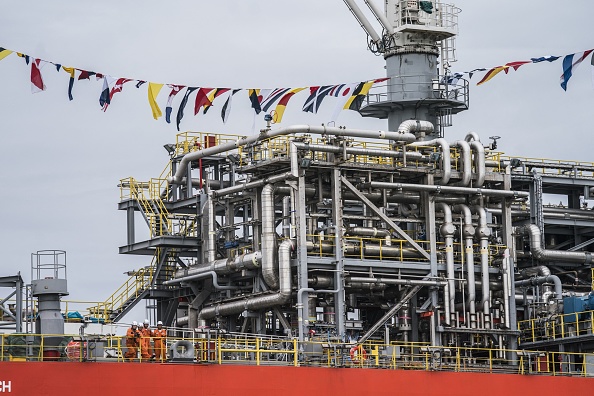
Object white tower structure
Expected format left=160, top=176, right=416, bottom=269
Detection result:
left=344, top=0, right=468, bottom=137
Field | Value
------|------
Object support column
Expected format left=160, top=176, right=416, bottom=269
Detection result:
left=502, top=167, right=518, bottom=354
left=421, top=174, right=440, bottom=346
left=332, top=168, right=346, bottom=340
left=297, top=174, right=309, bottom=341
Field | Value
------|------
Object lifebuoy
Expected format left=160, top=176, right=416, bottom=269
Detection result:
left=349, top=345, right=367, bottom=362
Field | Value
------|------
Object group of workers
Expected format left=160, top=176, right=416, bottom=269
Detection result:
left=124, top=319, right=167, bottom=361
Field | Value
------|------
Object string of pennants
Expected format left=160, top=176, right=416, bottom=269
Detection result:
left=0, top=45, right=592, bottom=130
left=446, top=48, right=594, bottom=91
left=0, top=46, right=387, bottom=130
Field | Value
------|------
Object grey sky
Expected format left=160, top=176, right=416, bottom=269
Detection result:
left=0, top=0, right=592, bottom=307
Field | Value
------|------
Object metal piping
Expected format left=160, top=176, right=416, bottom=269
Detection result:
left=163, top=271, right=239, bottom=290
left=345, top=227, right=391, bottom=238
left=199, top=239, right=294, bottom=319
left=451, top=140, right=471, bottom=186
left=407, top=138, right=451, bottom=185
left=464, top=132, right=480, bottom=143
left=207, top=192, right=216, bottom=262
left=366, top=181, right=529, bottom=199
left=515, top=275, right=562, bottom=302
left=292, top=142, right=423, bottom=161
left=212, top=172, right=294, bottom=198
left=520, top=224, right=592, bottom=264
left=170, top=252, right=262, bottom=280
left=437, top=203, right=456, bottom=321
left=262, top=184, right=279, bottom=289
left=346, top=277, right=447, bottom=287
left=397, top=120, right=434, bottom=136
left=169, top=124, right=418, bottom=185
left=453, top=204, right=477, bottom=328
left=469, top=140, right=486, bottom=187
left=473, top=206, right=491, bottom=328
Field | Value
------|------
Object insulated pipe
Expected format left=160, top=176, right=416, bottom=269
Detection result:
left=363, top=0, right=394, bottom=33
left=169, top=125, right=418, bottom=184
left=407, top=138, right=451, bottom=185
left=397, top=120, right=434, bottom=136
left=345, top=227, right=391, bottom=238
left=170, top=252, right=262, bottom=280
left=451, top=140, right=471, bottom=186
left=520, top=224, right=593, bottom=264
left=464, top=132, right=480, bottom=143
left=473, top=206, right=492, bottom=328
left=207, top=192, right=216, bottom=262
left=346, top=277, right=447, bottom=287
left=262, top=184, right=279, bottom=289
left=469, top=141, right=486, bottom=187
left=292, top=142, right=423, bottom=161
left=515, top=275, right=562, bottom=301
left=282, top=196, right=291, bottom=238
left=453, top=204, right=477, bottom=328
left=199, top=240, right=294, bottom=319
left=437, top=203, right=456, bottom=320
left=212, top=172, right=294, bottom=198
left=163, top=271, right=239, bottom=290
left=366, top=181, right=529, bottom=199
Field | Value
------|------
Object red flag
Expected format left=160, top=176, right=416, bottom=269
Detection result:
left=31, top=59, right=45, bottom=93
left=194, top=88, right=214, bottom=115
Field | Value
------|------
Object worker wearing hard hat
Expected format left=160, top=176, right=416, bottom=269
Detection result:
left=139, top=319, right=153, bottom=360
left=152, top=321, right=167, bottom=362
left=124, top=321, right=141, bottom=360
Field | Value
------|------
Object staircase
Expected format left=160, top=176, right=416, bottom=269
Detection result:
left=88, top=248, right=177, bottom=323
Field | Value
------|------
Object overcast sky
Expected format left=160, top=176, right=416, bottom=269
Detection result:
left=0, top=0, right=593, bottom=311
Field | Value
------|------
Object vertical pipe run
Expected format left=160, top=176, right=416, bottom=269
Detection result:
left=437, top=203, right=455, bottom=325
left=262, top=184, right=279, bottom=290
left=473, top=206, right=491, bottom=329
left=453, top=204, right=477, bottom=328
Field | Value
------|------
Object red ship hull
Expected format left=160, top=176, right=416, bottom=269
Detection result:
left=1, top=362, right=593, bottom=395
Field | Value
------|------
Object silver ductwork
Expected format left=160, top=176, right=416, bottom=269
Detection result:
left=199, top=240, right=294, bottom=319
left=520, top=224, right=592, bottom=264
left=451, top=140, right=471, bottom=186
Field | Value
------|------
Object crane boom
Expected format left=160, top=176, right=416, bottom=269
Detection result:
left=342, top=0, right=382, bottom=44
left=363, top=0, right=393, bottom=33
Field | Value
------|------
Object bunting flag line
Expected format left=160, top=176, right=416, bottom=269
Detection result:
left=560, top=49, right=594, bottom=91
left=148, top=82, right=164, bottom=119
left=165, top=85, right=185, bottom=124
left=0, top=48, right=12, bottom=61
left=1, top=43, right=591, bottom=129
left=221, top=89, right=240, bottom=124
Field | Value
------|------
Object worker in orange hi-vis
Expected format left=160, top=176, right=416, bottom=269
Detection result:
left=152, top=321, right=167, bottom=362
left=124, top=321, right=140, bottom=360
left=140, top=319, right=153, bottom=360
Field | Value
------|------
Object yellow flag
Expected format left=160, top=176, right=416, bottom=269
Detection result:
left=0, top=49, right=13, bottom=61
left=148, top=82, right=164, bottom=120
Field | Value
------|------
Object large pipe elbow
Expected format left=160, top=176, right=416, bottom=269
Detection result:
left=469, top=141, right=486, bottom=187
left=397, top=120, right=434, bottom=136
left=408, top=138, right=451, bottom=185
left=520, top=224, right=592, bottom=264
left=452, top=140, right=471, bottom=186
